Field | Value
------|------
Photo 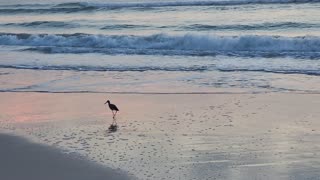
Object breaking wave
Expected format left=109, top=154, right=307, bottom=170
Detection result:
left=1, top=33, right=320, bottom=58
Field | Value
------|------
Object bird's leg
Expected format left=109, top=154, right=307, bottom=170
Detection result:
left=112, top=115, right=117, bottom=125
left=112, top=110, right=115, bottom=118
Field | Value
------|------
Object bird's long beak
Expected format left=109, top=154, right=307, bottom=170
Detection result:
left=104, top=101, right=107, bottom=104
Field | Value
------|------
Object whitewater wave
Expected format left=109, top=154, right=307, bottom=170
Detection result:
left=1, top=33, right=320, bottom=58
left=0, top=0, right=318, bottom=14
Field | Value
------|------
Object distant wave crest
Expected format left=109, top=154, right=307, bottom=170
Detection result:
left=2, top=21, right=80, bottom=28
left=0, top=0, right=318, bottom=14
left=2, top=21, right=316, bottom=31
left=183, top=22, right=320, bottom=31
left=1, top=33, right=320, bottom=58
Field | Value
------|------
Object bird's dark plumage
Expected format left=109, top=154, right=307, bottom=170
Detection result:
left=105, top=100, right=119, bottom=111
left=109, top=103, right=119, bottom=111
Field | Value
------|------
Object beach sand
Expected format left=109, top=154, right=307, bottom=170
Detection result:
left=0, top=133, right=132, bottom=180
left=0, top=92, right=319, bottom=180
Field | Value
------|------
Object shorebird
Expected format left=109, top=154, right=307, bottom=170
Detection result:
left=105, top=100, right=119, bottom=118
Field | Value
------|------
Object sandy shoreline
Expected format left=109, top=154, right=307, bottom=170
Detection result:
left=0, top=92, right=320, bottom=180
left=0, top=132, right=132, bottom=180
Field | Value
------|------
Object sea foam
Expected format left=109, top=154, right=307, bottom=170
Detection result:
left=1, top=33, right=320, bottom=58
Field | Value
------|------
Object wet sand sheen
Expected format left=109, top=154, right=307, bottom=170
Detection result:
left=0, top=133, right=132, bottom=180
left=0, top=92, right=320, bottom=180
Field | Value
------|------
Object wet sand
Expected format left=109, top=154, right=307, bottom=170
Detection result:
left=0, top=133, right=132, bottom=180
left=0, top=92, right=320, bottom=180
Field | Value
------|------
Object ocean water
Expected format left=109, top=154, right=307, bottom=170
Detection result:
left=0, top=0, right=320, bottom=93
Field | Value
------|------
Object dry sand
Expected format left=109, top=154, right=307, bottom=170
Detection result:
left=0, top=92, right=320, bottom=180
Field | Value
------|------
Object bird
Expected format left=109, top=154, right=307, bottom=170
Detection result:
left=105, top=100, right=119, bottom=119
